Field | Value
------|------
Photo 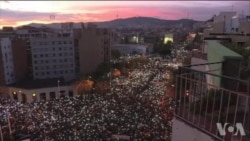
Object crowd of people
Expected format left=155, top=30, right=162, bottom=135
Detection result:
left=0, top=57, right=175, bottom=141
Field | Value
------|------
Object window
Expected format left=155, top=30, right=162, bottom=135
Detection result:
left=21, top=93, right=27, bottom=103
left=40, top=93, right=46, bottom=101
left=5, top=53, right=8, bottom=62
left=34, top=55, right=37, bottom=58
left=49, top=92, right=56, bottom=100
left=69, top=91, right=73, bottom=97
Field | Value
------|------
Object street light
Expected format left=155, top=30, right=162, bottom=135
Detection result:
left=32, top=93, right=36, bottom=97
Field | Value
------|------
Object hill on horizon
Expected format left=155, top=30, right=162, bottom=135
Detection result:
left=25, top=16, right=201, bottom=29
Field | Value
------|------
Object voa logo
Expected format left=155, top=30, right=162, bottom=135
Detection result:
left=216, top=123, right=246, bottom=136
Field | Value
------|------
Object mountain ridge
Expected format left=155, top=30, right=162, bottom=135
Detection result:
left=24, top=16, right=202, bottom=29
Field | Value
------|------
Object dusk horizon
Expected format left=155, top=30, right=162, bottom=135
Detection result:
left=1, top=1, right=250, bottom=28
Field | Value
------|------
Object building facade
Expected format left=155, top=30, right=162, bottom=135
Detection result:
left=77, top=24, right=111, bottom=75
left=30, top=33, right=76, bottom=81
left=203, top=11, right=250, bottom=46
left=7, top=85, right=76, bottom=103
left=0, top=38, right=15, bottom=85
left=0, top=38, right=28, bottom=85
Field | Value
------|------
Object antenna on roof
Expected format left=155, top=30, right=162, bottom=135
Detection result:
left=50, top=14, right=55, bottom=20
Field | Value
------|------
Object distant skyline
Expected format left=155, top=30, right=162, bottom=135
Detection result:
left=0, top=1, right=250, bottom=28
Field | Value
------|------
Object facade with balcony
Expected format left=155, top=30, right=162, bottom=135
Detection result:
left=172, top=12, right=249, bottom=140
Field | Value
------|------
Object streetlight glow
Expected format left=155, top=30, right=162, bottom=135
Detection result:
left=32, top=93, right=36, bottom=97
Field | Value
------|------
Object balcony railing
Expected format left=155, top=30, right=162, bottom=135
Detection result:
left=191, top=51, right=207, bottom=60
left=175, top=65, right=250, bottom=141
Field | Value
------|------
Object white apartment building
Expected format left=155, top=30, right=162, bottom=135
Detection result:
left=0, top=38, right=15, bottom=84
left=30, top=34, right=76, bottom=81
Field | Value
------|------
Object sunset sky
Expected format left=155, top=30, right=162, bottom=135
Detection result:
left=0, top=1, right=249, bottom=27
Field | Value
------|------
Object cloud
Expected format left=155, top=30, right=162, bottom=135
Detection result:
left=0, top=1, right=249, bottom=27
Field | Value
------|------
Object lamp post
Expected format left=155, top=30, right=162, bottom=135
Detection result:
left=0, top=125, right=3, bottom=141
left=32, top=93, right=36, bottom=102
left=58, top=80, right=61, bottom=98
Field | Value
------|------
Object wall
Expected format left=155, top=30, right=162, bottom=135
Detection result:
left=191, top=57, right=208, bottom=72
left=30, top=36, right=76, bottom=81
left=0, top=38, right=15, bottom=84
left=12, top=39, right=29, bottom=82
left=78, top=28, right=111, bottom=75
left=206, top=40, right=242, bottom=87
left=172, top=117, right=214, bottom=141
left=8, top=85, right=77, bottom=103
left=207, top=41, right=224, bottom=87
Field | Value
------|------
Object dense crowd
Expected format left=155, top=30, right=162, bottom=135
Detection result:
left=0, top=57, right=175, bottom=141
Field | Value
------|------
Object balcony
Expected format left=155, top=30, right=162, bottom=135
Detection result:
left=175, top=65, right=250, bottom=141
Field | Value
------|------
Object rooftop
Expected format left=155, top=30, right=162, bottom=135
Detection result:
left=207, top=40, right=242, bottom=59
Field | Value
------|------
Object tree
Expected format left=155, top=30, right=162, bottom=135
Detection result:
left=112, top=69, right=121, bottom=77
left=95, top=81, right=110, bottom=94
left=111, top=49, right=121, bottom=59
left=76, top=79, right=94, bottom=95
left=92, top=63, right=111, bottom=79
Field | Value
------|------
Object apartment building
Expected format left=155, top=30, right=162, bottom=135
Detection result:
left=0, top=38, right=28, bottom=85
left=30, top=32, right=76, bottom=81
left=0, top=26, right=16, bottom=39
left=203, top=11, right=250, bottom=46
left=77, top=24, right=111, bottom=75
left=16, top=26, right=53, bottom=78
left=0, top=38, right=15, bottom=85
left=172, top=12, right=250, bottom=141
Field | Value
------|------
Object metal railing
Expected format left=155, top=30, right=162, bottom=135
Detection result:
left=175, top=64, right=250, bottom=141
